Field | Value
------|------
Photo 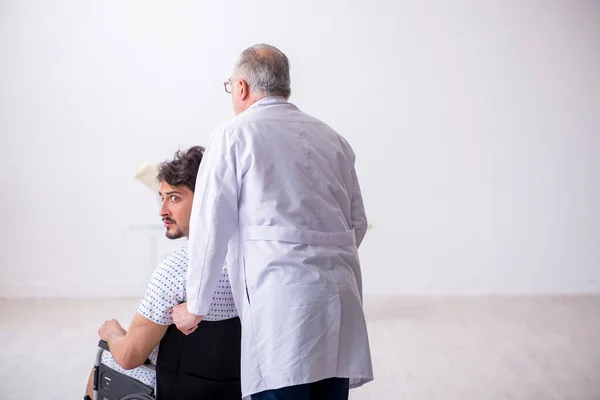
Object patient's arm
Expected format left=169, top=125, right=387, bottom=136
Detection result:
left=96, top=247, right=189, bottom=370
left=98, top=312, right=168, bottom=370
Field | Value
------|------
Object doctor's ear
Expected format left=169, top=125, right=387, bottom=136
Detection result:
left=238, top=80, right=250, bottom=100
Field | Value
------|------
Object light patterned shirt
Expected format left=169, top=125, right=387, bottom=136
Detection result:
left=100, top=245, right=237, bottom=386
left=138, top=245, right=237, bottom=322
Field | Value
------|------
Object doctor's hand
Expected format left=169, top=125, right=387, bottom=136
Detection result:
left=172, top=302, right=203, bottom=335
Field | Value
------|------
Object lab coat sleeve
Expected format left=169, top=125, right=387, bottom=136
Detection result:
left=350, top=165, right=368, bottom=248
left=338, top=134, right=368, bottom=247
left=186, top=128, right=239, bottom=316
left=349, top=164, right=367, bottom=301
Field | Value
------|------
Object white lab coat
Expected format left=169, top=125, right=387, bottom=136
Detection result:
left=186, top=96, right=374, bottom=398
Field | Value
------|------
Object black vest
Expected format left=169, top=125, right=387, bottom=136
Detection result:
left=155, top=317, right=242, bottom=400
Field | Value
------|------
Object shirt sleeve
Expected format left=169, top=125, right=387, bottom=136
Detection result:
left=186, top=127, right=240, bottom=316
left=138, top=248, right=188, bottom=325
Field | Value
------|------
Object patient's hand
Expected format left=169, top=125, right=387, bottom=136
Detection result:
left=172, top=303, right=203, bottom=336
left=98, top=319, right=126, bottom=343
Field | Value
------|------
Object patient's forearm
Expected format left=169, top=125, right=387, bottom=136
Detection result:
left=99, top=313, right=167, bottom=370
left=107, top=332, right=146, bottom=370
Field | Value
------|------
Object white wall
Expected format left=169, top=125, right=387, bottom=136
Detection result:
left=1, top=0, right=599, bottom=298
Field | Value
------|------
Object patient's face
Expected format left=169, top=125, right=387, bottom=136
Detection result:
left=158, top=181, right=193, bottom=239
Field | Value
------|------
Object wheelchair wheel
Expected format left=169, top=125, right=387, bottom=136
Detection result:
left=120, top=394, right=155, bottom=400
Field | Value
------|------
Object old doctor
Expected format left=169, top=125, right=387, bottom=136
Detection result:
left=172, top=43, right=374, bottom=400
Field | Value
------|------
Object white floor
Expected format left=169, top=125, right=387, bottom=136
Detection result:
left=0, top=296, right=599, bottom=399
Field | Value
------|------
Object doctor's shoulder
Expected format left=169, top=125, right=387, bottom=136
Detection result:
left=206, top=119, right=246, bottom=145
left=335, top=133, right=357, bottom=158
left=301, top=115, right=358, bottom=162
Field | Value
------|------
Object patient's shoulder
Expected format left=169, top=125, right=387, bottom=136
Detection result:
left=161, top=246, right=188, bottom=268
left=170, top=245, right=188, bottom=258
left=153, top=246, right=188, bottom=285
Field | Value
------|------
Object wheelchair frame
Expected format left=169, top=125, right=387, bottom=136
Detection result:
left=93, top=340, right=156, bottom=400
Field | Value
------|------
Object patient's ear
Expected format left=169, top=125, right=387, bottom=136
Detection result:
left=135, top=163, right=159, bottom=193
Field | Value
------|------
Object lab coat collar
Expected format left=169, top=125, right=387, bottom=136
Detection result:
left=248, top=96, right=289, bottom=109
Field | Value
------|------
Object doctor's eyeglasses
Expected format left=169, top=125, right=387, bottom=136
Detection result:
left=224, top=80, right=232, bottom=93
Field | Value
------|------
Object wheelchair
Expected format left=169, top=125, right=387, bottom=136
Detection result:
left=92, top=340, right=155, bottom=400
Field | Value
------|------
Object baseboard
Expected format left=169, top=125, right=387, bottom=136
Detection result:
left=1, top=280, right=598, bottom=299
left=0, top=282, right=146, bottom=299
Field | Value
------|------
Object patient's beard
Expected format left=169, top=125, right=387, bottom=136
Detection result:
left=166, top=225, right=185, bottom=240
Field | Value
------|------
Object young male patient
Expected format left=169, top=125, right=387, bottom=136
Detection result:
left=84, top=146, right=241, bottom=400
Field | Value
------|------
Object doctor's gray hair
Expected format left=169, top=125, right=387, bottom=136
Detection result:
left=234, top=43, right=291, bottom=99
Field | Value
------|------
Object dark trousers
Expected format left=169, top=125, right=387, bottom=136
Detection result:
left=156, top=318, right=242, bottom=400
left=251, top=377, right=350, bottom=400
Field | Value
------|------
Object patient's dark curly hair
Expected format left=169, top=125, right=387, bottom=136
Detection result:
left=156, top=146, right=205, bottom=193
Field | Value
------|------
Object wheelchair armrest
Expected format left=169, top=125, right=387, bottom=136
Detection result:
left=97, top=339, right=153, bottom=366
left=98, top=340, right=110, bottom=351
